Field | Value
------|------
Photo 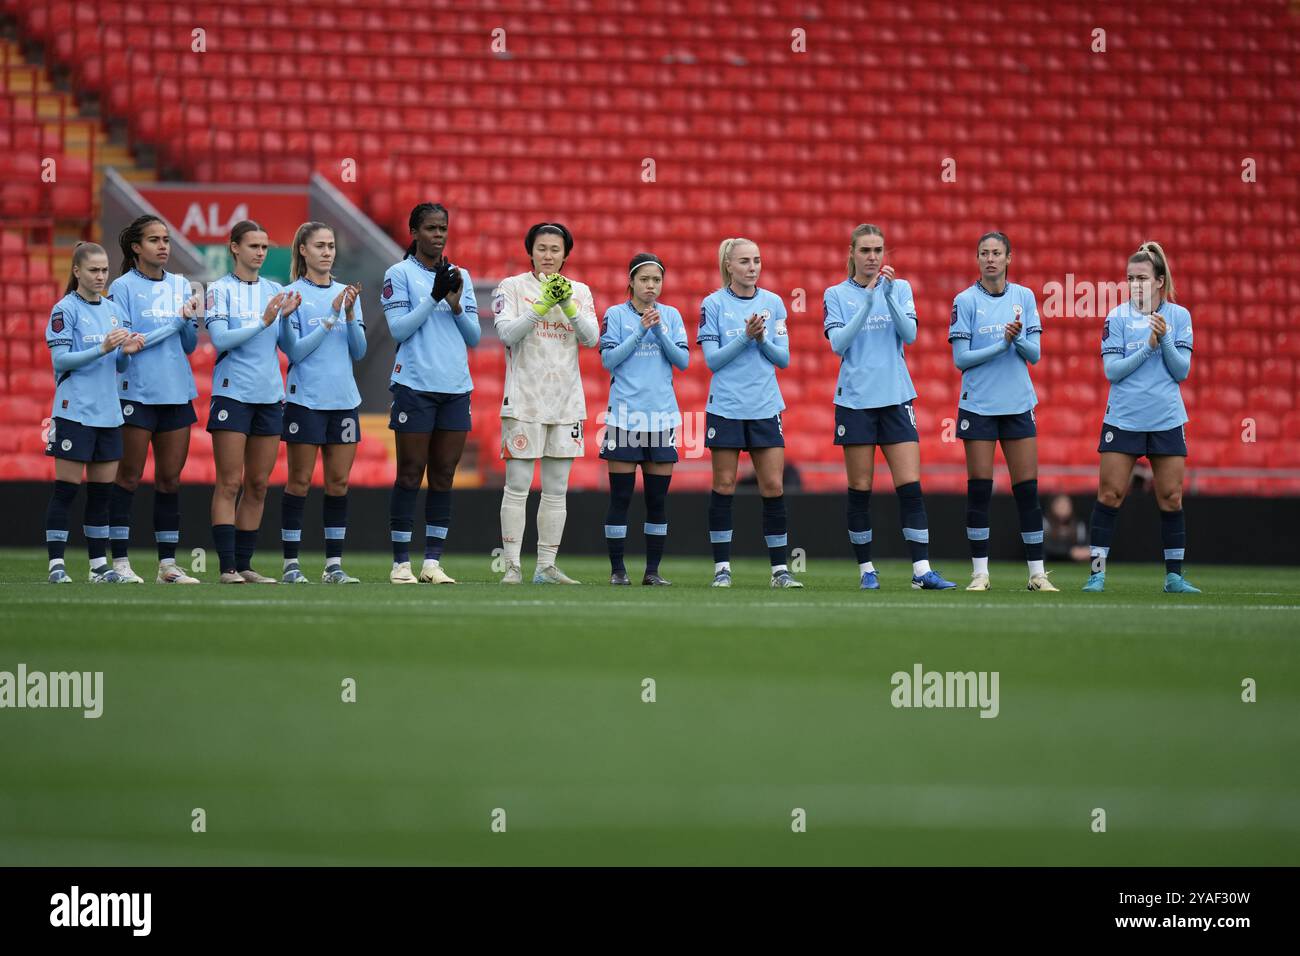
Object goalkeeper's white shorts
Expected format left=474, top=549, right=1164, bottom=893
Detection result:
left=500, top=417, right=586, bottom=460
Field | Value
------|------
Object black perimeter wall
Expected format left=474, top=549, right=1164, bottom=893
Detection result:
left=2, top=483, right=1297, bottom=566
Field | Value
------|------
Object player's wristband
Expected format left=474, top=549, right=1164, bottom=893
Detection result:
left=531, top=299, right=554, bottom=319
left=561, top=300, right=579, bottom=320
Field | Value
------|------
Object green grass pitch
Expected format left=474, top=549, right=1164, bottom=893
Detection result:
left=1, top=548, right=1297, bottom=866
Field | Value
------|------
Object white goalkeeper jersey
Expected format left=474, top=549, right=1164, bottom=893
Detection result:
left=492, top=271, right=600, bottom=424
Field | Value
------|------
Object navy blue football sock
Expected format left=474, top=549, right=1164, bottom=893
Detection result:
left=604, top=472, right=635, bottom=574
left=966, top=478, right=993, bottom=560
left=424, top=489, right=451, bottom=561
left=45, top=480, right=77, bottom=563
left=896, top=481, right=930, bottom=563
left=389, top=481, right=418, bottom=564
left=708, top=490, right=734, bottom=565
left=642, top=472, right=671, bottom=574
left=280, top=491, right=306, bottom=561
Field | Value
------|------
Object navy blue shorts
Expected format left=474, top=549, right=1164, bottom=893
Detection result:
left=957, top=407, right=1037, bottom=442
left=1099, top=422, right=1188, bottom=457
left=834, top=402, right=919, bottom=446
left=705, top=412, right=784, bottom=450
left=284, top=403, right=361, bottom=445
left=599, top=425, right=679, bottom=463
left=389, top=384, right=472, bottom=433
left=207, top=396, right=284, bottom=436
left=45, top=417, right=123, bottom=463
left=120, top=400, right=197, bottom=433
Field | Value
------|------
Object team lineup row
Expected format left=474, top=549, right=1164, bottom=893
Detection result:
left=38, top=205, right=1199, bottom=593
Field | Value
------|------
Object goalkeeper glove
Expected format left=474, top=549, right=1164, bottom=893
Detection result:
left=531, top=274, right=563, bottom=317
left=547, top=274, right=579, bottom=319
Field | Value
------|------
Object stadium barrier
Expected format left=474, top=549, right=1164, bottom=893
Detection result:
left=2, top=483, right=1295, bottom=565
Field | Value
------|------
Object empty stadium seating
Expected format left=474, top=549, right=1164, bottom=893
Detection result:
left=2, top=0, right=1297, bottom=493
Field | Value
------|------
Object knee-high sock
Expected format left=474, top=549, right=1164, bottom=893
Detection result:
left=424, top=489, right=451, bottom=561
left=45, top=480, right=78, bottom=563
left=896, top=481, right=930, bottom=567
left=605, top=472, right=635, bottom=573
left=281, top=491, right=306, bottom=562
left=389, top=481, right=418, bottom=563
left=234, top=529, right=258, bottom=572
left=109, top=484, right=133, bottom=559
left=762, top=494, right=788, bottom=570
left=1012, top=479, right=1044, bottom=568
left=847, top=487, right=872, bottom=565
left=84, top=481, right=111, bottom=567
left=153, top=490, right=180, bottom=562
left=643, top=472, right=671, bottom=573
left=536, top=457, right=572, bottom=567
left=213, top=524, right=236, bottom=573
left=1088, top=501, right=1119, bottom=573
left=500, top=458, right=534, bottom=566
left=1161, top=509, right=1186, bottom=575
left=708, top=490, right=734, bottom=565
left=966, top=478, right=993, bottom=565
left=324, top=494, right=347, bottom=565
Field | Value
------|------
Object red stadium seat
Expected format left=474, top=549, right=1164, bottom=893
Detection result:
left=0, top=455, right=53, bottom=481
left=3, top=0, right=1297, bottom=492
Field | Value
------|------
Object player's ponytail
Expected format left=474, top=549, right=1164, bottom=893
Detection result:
left=118, top=214, right=164, bottom=276
left=847, top=224, right=885, bottom=279
left=406, top=202, right=450, bottom=258
left=1129, top=241, right=1176, bottom=303
left=718, top=237, right=757, bottom=288
left=66, top=241, right=106, bottom=294
left=290, top=221, right=333, bottom=282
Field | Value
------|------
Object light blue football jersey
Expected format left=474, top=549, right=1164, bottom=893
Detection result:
left=205, top=273, right=285, bottom=404
left=1101, top=301, right=1192, bottom=431
left=381, top=255, right=478, bottom=395
left=45, top=292, right=129, bottom=427
left=697, top=286, right=787, bottom=420
left=108, top=268, right=197, bottom=404
left=600, top=300, right=687, bottom=430
left=281, top=277, right=366, bottom=410
left=948, top=281, right=1041, bottom=415
left=823, top=277, right=917, bottom=409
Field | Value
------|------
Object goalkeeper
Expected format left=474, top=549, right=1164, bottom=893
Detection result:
left=491, top=222, right=600, bottom=584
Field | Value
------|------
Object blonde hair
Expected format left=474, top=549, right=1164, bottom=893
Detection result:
left=290, top=221, right=333, bottom=282
left=1129, top=240, right=1175, bottom=303
left=847, top=223, right=885, bottom=279
left=718, top=237, right=757, bottom=288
